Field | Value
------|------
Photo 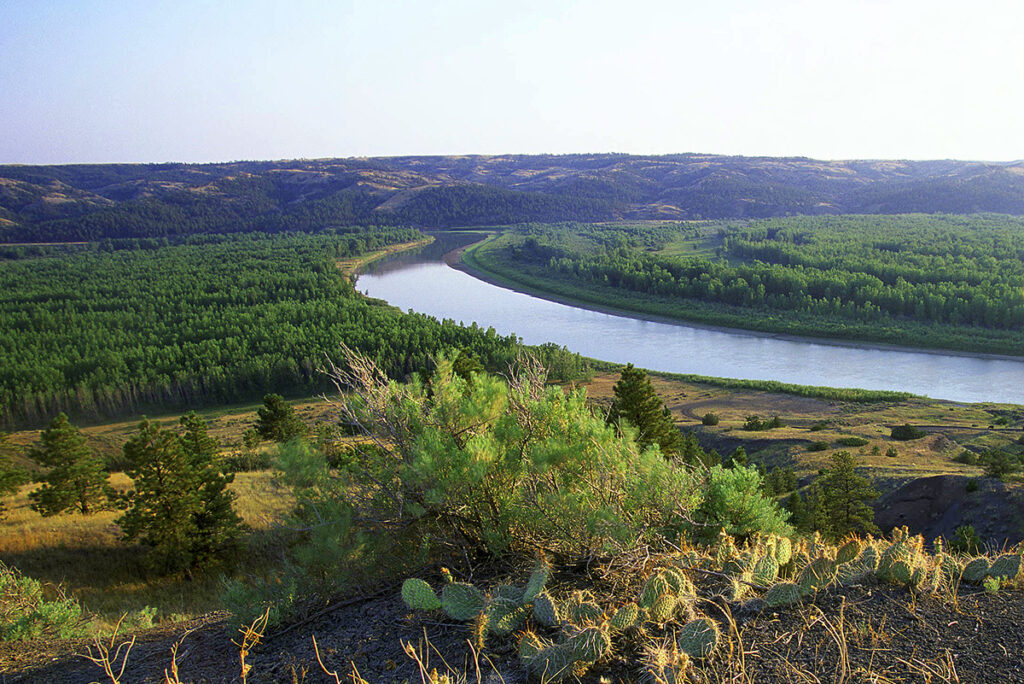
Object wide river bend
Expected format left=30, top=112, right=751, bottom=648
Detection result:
left=358, top=233, right=1024, bottom=404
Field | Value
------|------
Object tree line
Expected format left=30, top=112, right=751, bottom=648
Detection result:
left=481, top=215, right=1024, bottom=356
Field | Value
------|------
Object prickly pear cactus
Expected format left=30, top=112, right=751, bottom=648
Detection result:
left=523, top=558, right=552, bottom=602
left=640, top=641, right=690, bottom=684
left=858, top=544, right=880, bottom=571
left=494, top=584, right=524, bottom=604
left=764, top=582, right=802, bottom=607
left=527, top=642, right=579, bottom=682
left=677, top=617, right=720, bottom=660
left=774, top=536, right=793, bottom=566
left=640, top=574, right=673, bottom=608
left=836, top=539, right=863, bottom=564
left=648, top=593, right=677, bottom=624
left=987, top=554, right=1022, bottom=582
left=610, top=602, right=640, bottom=632
left=441, top=582, right=486, bottom=621
left=401, top=578, right=441, bottom=611
left=533, top=591, right=561, bottom=627
left=518, top=630, right=548, bottom=661
left=752, top=554, right=780, bottom=586
left=567, top=624, right=612, bottom=662
left=962, top=557, right=990, bottom=584
left=565, top=591, right=603, bottom=625
left=487, top=598, right=529, bottom=636
left=798, top=558, right=836, bottom=595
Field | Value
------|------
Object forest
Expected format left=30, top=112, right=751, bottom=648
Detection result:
left=0, top=227, right=589, bottom=427
left=468, top=214, right=1024, bottom=356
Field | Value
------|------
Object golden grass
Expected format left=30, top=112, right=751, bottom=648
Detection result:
left=0, top=471, right=293, bottom=628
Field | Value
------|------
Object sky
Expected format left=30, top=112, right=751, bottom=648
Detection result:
left=2, top=0, right=1023, bottom=164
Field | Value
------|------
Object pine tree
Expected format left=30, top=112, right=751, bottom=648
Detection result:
left=119, top=414, right=242, bottom=573
left=813, top=451, right=880, bottom=538
left=255, top=394, right=306, bottom=442
left=29, top=413, right=110, bottom=516
left=606, top=364, right=681, bottom=458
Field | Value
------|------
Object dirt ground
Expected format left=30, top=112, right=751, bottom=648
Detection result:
left=4, top=578, right=1023, bottom=683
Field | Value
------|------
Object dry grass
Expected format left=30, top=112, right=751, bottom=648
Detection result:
left=0, top=471, right=293, bottom=628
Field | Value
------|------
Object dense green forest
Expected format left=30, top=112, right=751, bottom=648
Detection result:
left=0, top=228, right=589, bottom=427
left=466, top=214, right=1024, bottom=356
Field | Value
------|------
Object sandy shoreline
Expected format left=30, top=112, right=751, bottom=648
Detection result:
left=451, top=240, right=1024, bottom=364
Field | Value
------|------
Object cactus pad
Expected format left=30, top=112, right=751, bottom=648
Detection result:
left=753, top=555, right=780, bottom=586
left=774, top=537, right=793, bottom=566
left=567, top=625, right=612, bottom=662
left=401, top=578, right=441, bottom=611
left=987, top=554, right=1022, bottom=581
left=764, top=582, right=802, bottom=608
left=677, top=618, right=720, bottom=660
left=962, top=557, right=990, bottom=584
left=836, top=539, right=863, bottom=564
left=648, top=593, right=677, bottom=623
left=528, top=643, right=578, bottom=682
left=610, top=602, right=640, bottom=631
left=518, top=630, right=548, bottom=662
left=798, top=558, right=835, bottom=595
left=441, top=582, right=486, bottom=621
left=533, top=591, right=561, bottom=627
left=523, top=558, right=552, bottom=602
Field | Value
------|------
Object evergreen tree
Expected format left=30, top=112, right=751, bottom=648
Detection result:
left=255, top=394, right=307, bottom=443
left=119, top=415, right=242, bottom=573
left=29, top=414, right=110, bottom=516
left=606, top=364, right=682, bottom=458
left=813, top=451, right=880, bottom=538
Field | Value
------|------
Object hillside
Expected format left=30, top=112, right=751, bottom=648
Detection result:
left=3, top=154, right=1024, bottom=241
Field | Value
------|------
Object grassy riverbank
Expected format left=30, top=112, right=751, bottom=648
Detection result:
left=462, top=223, right=1024, bottom=359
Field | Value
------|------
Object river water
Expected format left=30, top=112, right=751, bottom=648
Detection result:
left=357, top=233, right=1024, bottom=404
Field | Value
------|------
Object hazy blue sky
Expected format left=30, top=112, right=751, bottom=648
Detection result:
left=2, top=0, right=1022, bottom=164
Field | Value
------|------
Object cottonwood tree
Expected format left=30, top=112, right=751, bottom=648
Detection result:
left=29, top=414, right=110, bottom=516
left=606, top=364, right=682, bottom=458
left=119, top=412, right=243, bottom=573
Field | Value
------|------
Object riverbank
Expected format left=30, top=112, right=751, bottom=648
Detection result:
left=336, top=236, right=434, bottom=280
left=456, top=236, right=1024, bottom=364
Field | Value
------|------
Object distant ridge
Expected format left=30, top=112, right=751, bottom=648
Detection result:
left=2, top=154, right=1024, bottom=240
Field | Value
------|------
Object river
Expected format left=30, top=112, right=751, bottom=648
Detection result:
left=357, top=233, right=1024, bottom=404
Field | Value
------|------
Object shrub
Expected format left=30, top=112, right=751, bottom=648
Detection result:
left=809, top=421, right=828, bottom=432
left=885, top=446, right=898, bottom=458
left=836, top=437, right=869, bottom=447
left=807, top=441, right=828, bottom=452
left=0, top=561, right=86, bottom=641
left=891, top=424, right=926, bottom=441
left=221, top=450, right=272, bottom=472
left=689, top=465, right=793, bottom=543
left=949, top=524, right=981, bottom=554
left=701, top=412, right=720, bottom=426
left=965, top=478, right=979, bottom=493
left=232, top=351, right=706, bottom=623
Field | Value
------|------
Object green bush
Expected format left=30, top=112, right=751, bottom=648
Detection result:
left=809, top=421, right=829, bottom=432
left=689, top=465, right=793, bottom=543
left=230, top=351, right=711, bottom=624
left=891, top=424, right=926, bottom=441
left=807, top=441, right=828, bottom=452
left=0, top=561, right=86, bottom=641
left=701, top=412, right=720, bottom=426
left=836, top=437, right=869, bottom=447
